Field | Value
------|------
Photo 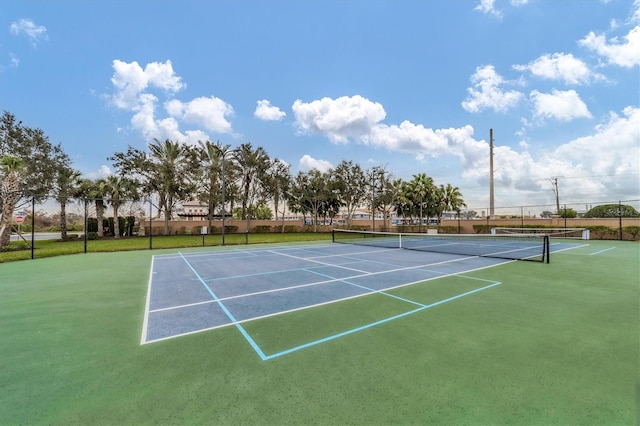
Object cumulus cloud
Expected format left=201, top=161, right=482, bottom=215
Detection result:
left=10, top=18, right=48, bottom=46
left=292, top=95, right=386, bottom=143
left=254, top=100, right=286, bottom=121
left=165, top=97, right=234, bottom=133
left=513, top=53, right=605, bottom=85
left=110, top=60, right=185, bottom=110
left=107, top=59, right=235, bottom=144
left=579, top=25, right=640, bottom=67
left=530, top=89, right=592, bottom=122
left=463, top=106, right=639, bottom=203
left=299, top=155, right=333, bottom=172
left=461, top=65, right=524, bottom=113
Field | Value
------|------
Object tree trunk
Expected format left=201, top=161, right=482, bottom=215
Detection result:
left=60, top=201, right=68, bottom=240
left=0, top=194, right=20, bottom=250
left=96, top=201, right=105, bottom=237
left=113, top=206, right=120, bottom=239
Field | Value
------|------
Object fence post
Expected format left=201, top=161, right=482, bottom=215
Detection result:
left=619, top=201, right=623, bottom=241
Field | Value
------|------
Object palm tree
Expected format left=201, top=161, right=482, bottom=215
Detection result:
left=263, top=158, right=291, bottom=231
left=104, top=175, right=137, bottom=239
left=406, top=173, right=435, bottom=232
left=78, top=178, right=108, bottom=237
left=234, top=143, right=270, bottom=230
left=148, top=139, right=194, bottom=235
left=0, top=155, right=24, bottom=250
left=439, top=183, right=466, bottom=221
left=52, top=165, right=82, bottom=240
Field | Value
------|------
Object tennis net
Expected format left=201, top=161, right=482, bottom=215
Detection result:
left=332, top=229, right=550, bottom=263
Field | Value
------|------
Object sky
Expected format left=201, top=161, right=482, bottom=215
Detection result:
left=1, top=0, right=639, bottom=214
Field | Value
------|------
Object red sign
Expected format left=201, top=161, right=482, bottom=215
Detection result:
left=15, top=216, right=25, bottom=224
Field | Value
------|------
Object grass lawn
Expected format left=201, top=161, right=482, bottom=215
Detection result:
left=0, top=239, right=637, bottom=424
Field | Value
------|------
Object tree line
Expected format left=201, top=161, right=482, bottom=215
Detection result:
left=0, top=111, right=466, bottom=250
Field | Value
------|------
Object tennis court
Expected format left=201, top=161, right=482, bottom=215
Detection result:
left=142, top=235, right=581, bottom=360
left=1, top=236, right=637, bottom=424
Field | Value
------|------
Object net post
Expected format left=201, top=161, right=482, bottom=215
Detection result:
left=545, top=235, right=550, bottom=264
left=331, top=229, right=335, bottom=243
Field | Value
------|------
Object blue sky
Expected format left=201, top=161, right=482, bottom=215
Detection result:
left=1, top=0, right=639, bottom=213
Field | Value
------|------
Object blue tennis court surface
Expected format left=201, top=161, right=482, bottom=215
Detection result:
left=141, top=240, right=581, bottom=360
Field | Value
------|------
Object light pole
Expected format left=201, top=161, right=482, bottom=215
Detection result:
left=221, top=150, right=226, bottom=246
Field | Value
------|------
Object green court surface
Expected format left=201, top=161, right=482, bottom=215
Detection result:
left=0, top=240, right=637, bottom=425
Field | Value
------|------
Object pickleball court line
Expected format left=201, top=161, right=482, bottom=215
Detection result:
left=260, top=280, right=502, bottom=361
left=176, top=251, right=270, bottom=360
left=143, top=250, right=507, bottom=351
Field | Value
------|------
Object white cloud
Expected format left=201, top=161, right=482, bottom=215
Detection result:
left=513, top=53, right=604, bottom=85
left=474, top=0, right=502, bottom=18
left=254, top=99, right=286, bottom=121
left=461, top=65, right=524, bottom=113
left=530, top=89, right=592, bottom=122
left=292, top=95, right=386, bottom=143
left=299, top=155, right=333, bottom=172
left=165, top=97, right=234, bottom=133
left=10, top=18, right=48, bottom=46
left=365, top=121, right=450, bottom=160
left=107, top=59, right=235, bottom=144
left=579, top=25, right=640, bottom=67
left=463, top=106, right=639, bottom=203
left=110, top=59, right=185, bottom=110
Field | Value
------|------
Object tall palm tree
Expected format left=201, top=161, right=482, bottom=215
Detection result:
left=439, top=183, right=466, bottom=221
left=233, top=143, right=270, bottom=230
left=0, top=155, right=24, bottom=250
left=104, top=175, right=137, bottom=239
left=263, top=158, right=291, bottom=231
left=195, top=140, right=233, bottom=232
left=53, top=165, right=82, bottom=240
left=406, top=173, right=435, bottom=231
left=148, top=139, right=194, bottom=235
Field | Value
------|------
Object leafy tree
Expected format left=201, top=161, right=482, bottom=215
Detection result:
left=333, top=160, right=367, bottom=229
left=288, top=169, right=332, bottom=232
left=584, top=204, right=640, bottom=218
left=540, top=210, right=554, bottom=218
left=0, top=112, right=69, bottom=249
left=558, top=207, right=578, bottom=218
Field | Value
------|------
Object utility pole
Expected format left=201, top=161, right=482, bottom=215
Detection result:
left=551, top=177, right=560, bottom=214
left=489, top=128, right=494, bottom=219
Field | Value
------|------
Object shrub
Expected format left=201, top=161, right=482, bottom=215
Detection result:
left=253, top=225, right=271, bottom=233
left=438, top=226, right=458, bottom=234
left=473, top=224, right=491, bottom=234
left=224, top=225, right=238, bottom=234
left=87, top=232, right=98, bottom=240
left=586, top=226, right=613, bottom=239
left=284, top=225, right=299, bottom=233
left=623, top=226, right=640, bottom=240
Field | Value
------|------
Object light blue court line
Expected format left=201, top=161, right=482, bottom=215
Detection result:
left=304, top=268, right=427, bottom=308
left=261, top=281, right=502, bottom=361
left=590, top=246, right=616, bottom=255
left=178, top=252, right=270, bottom=361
